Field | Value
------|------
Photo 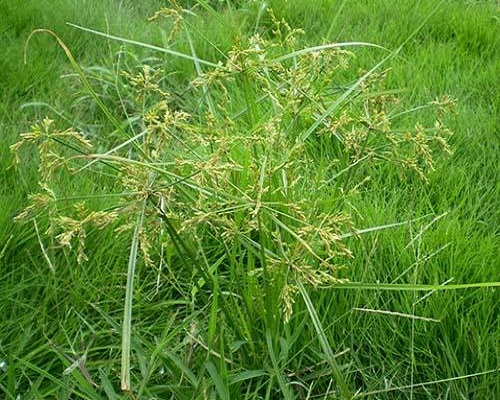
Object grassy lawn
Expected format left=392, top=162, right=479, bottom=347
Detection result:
left=1, top=1, right=498, bottom=399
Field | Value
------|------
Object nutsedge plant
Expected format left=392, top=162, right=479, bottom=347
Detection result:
left=11, top=3, right=459, bottom=397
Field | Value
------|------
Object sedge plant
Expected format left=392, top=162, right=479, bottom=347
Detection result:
left=11, top=3, right=490, bottom=399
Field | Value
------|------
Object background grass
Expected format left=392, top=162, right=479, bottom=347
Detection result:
left=1, top=0, right=498, bottom=399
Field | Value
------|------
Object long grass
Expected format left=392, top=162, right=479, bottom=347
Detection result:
left=1, top=1, right=498, bottom=399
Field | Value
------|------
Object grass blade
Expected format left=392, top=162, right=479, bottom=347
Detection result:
left=265, top=330, right=294, bottom=400
left=352, top=369, right=498, bottom=398
left=353, top=308, right=440, bottom=322
left=67, top=23, right=219, bottom=67
left=296, top=281, right=352, bottom=399
left=271, top=42, right=390, bottom=64
left=121, top=198, right=147, bottom=391
left=326, top=282, right=500, bottom=291
left=206, top=361, right=230, bottom=400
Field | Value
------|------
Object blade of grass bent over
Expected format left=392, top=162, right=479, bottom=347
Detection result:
left=270, top=42, right=390, bottom=64
left=67, top=23, right=219, bottom=67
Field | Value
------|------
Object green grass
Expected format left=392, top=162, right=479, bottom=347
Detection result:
left=1, top=1, right=499, bottom=399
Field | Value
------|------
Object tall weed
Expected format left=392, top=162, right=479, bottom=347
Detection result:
left=11, top=4, right=457, bottom=397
